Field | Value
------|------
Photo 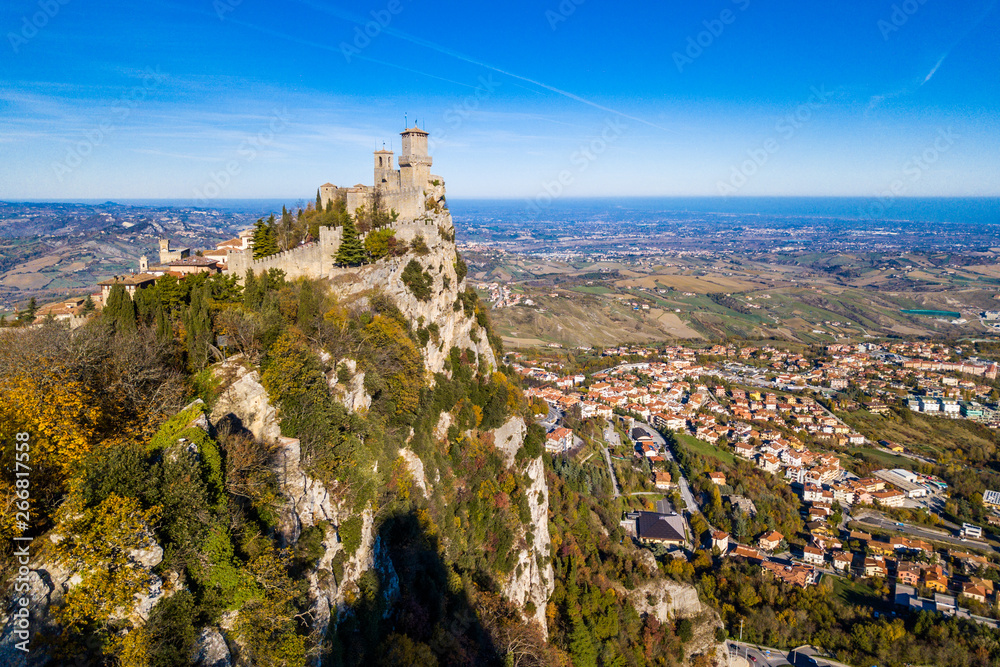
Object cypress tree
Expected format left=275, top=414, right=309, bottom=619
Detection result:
left=183, top=286, right=212, bottom=370
left=103, top=284, right=137, bottom=333
left=334, top=215, right=366, bottom=267
left=82, top=295, right=95, bottom=314
left=243, top=270, right=263, bottom=311
left=154, top=302, right=172, bottom=344
left=251, top=218, right=278, bottom=259
left=316, top=189, right=322, bottom=211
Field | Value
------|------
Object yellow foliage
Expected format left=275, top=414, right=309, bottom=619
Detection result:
left=499, top=472, right=517, bottom=495
left=0, top=370, right=99, bottom=475
left=417, top=508, right=438, bottom=539
left=119, top=625, right=151, bottom=667
left=0, top=370, right=102, bottom=539
left=54, top=493, right=161, bottom=637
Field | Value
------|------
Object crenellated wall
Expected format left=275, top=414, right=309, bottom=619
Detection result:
left=224, top=218, right=448, bottom=282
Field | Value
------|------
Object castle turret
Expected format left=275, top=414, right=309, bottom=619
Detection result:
left=139, top=255, right=149, bottom=273
left=399, top=127, right=431, bottom=188
left=319, top=182, right=338, bottom=209
left=374, top=149, right=397, bottom=188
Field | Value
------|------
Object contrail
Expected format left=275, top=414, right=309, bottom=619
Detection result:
left=222, top=16, right=488, bottom=91
left=296, top=0, right=673, bottom=132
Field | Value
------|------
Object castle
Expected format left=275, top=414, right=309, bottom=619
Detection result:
left=319, top=126, right=438, bottom=222
left=225, top=126, right=450, bottom=281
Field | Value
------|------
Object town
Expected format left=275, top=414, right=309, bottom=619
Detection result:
left=514, top=338, right=1000, bottom=635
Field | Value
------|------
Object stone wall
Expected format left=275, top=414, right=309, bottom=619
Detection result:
left=224, top=218, right=445, bottom=283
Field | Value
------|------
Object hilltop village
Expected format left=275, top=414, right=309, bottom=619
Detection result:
left=21, top=127, right=449, bottom=328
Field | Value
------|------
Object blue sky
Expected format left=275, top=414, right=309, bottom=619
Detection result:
left=1, top=0, right=998, bottom=200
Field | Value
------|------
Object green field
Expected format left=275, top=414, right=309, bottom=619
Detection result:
left=675, top=432, right=736, bottom=465
left=845, top=446, right=919, bottom=470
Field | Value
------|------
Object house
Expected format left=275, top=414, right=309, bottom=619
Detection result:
left=896, top=562, right=921, bottom=587
left=961, top=583, right=987, bottom=604
left=727, top=495, right=758, bottom=517
left=864, top=556, right=888, bottom=578
left=832, top=551, right=853, bottom=572
left=711, top=530, right=730, bottom=552
left=734, top=442, right=755, bottom=458
left=761, top=561, right=816, bottom=588
left=872, top=490, right=905, bottom=508
left=922, top=566, right=949, bottom=593
left=802, top=545, right=825, bottom=566
left=166, top=256, right=221, bottom=275
left=98, top=273, right=158, bottom=302
left=757, top=453, right=780, bottom=473
left=708, top=472, right=727, bottom=486
left=759, top=531, right=784, bottom=552
left=653, top=471, right=673, bottom=490
left=623, top=511, right=687, bottom=547
left=545, top=427, right=574, bottom=453
left=731, top=545, right=764, bottom=562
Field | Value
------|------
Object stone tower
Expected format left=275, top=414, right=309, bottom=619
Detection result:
left=374, top=149, right=397, bottom=187
left=139, top=255, right=149, bottom=273
left=399, top=127, right=431, bottom=189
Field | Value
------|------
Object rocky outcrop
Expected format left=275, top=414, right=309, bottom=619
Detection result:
left=211, top=360, right=280, bottom=442
left=270, top=436, right=338, bottom=546
left=483, top=416, right=554, bottom=634
left=627, top=580, right=726, bottom=666
left=192, top=627, right=232, bottom=667
left=627, top=579, right=703, bottom=621
left=327, top=358, right=372, bottom=414
left=397, top=448, right=428, bottom=497
left=323, top=212, right=497, bottom=378
left=0, top=564, right=71, bottom=667
left=492, top=416, right=526, bottom=467
left=503, top=455, right=555, bottom=634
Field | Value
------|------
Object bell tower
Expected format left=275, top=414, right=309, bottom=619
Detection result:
left=374, top=148, right=396, bottom=188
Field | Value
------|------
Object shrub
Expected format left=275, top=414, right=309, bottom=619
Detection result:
left=339, top=515, right=363, bottom=556
left=365, top=228, right=397, bottom=260
left=410, top=235, right=430, bottom=255
left=454, top=254, right=468, bottom=283
left=401, top=260, right=433, bottom=301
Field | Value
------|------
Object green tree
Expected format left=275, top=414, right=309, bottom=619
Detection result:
left=335, top=215, right=366, bottom=266
left=252, top=218, right=278, bottom=259
left=82, top=295, right=96, bottom=314
left=182, top=286, right=212, bottom=371
left=103, top=284, right=137, bottom=333
left=364, top=228, right=397, bottom=260
left=401, top=260, right=433, bottom=301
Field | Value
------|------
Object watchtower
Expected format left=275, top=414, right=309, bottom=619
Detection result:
left=399, top=127, right=431, bottom=188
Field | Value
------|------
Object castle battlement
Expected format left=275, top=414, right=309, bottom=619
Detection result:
left=225, top=129, right=448, bottom=282
left=224, top=216, right=449, bottom=281
left=320, top=126, right=439, bottom=221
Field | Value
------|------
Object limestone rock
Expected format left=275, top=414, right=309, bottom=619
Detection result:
left=492, top=416, right=526, bottom=468
left=192, top=627, right=232, bottom=667
left=397, top=448, right=428, bottom=497
left=434, top=411, right=453, bottom=441
left=328, top=358, right=372, bottom=414
left=270, top=436, right=338, bottom=546
left=627, top=579, right=703, bottom=622
left=502, top=455, right=555, bottom=635
left=211, top=360, right=280, bottom=443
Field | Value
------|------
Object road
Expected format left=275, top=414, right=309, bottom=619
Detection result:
left=726, top=641, right=850, bottom=667
left=857, top=513, right=1000, bottom=555
left=633, top=421, right=698, bottom=510
left=601, top=422, right=622, bottom=499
